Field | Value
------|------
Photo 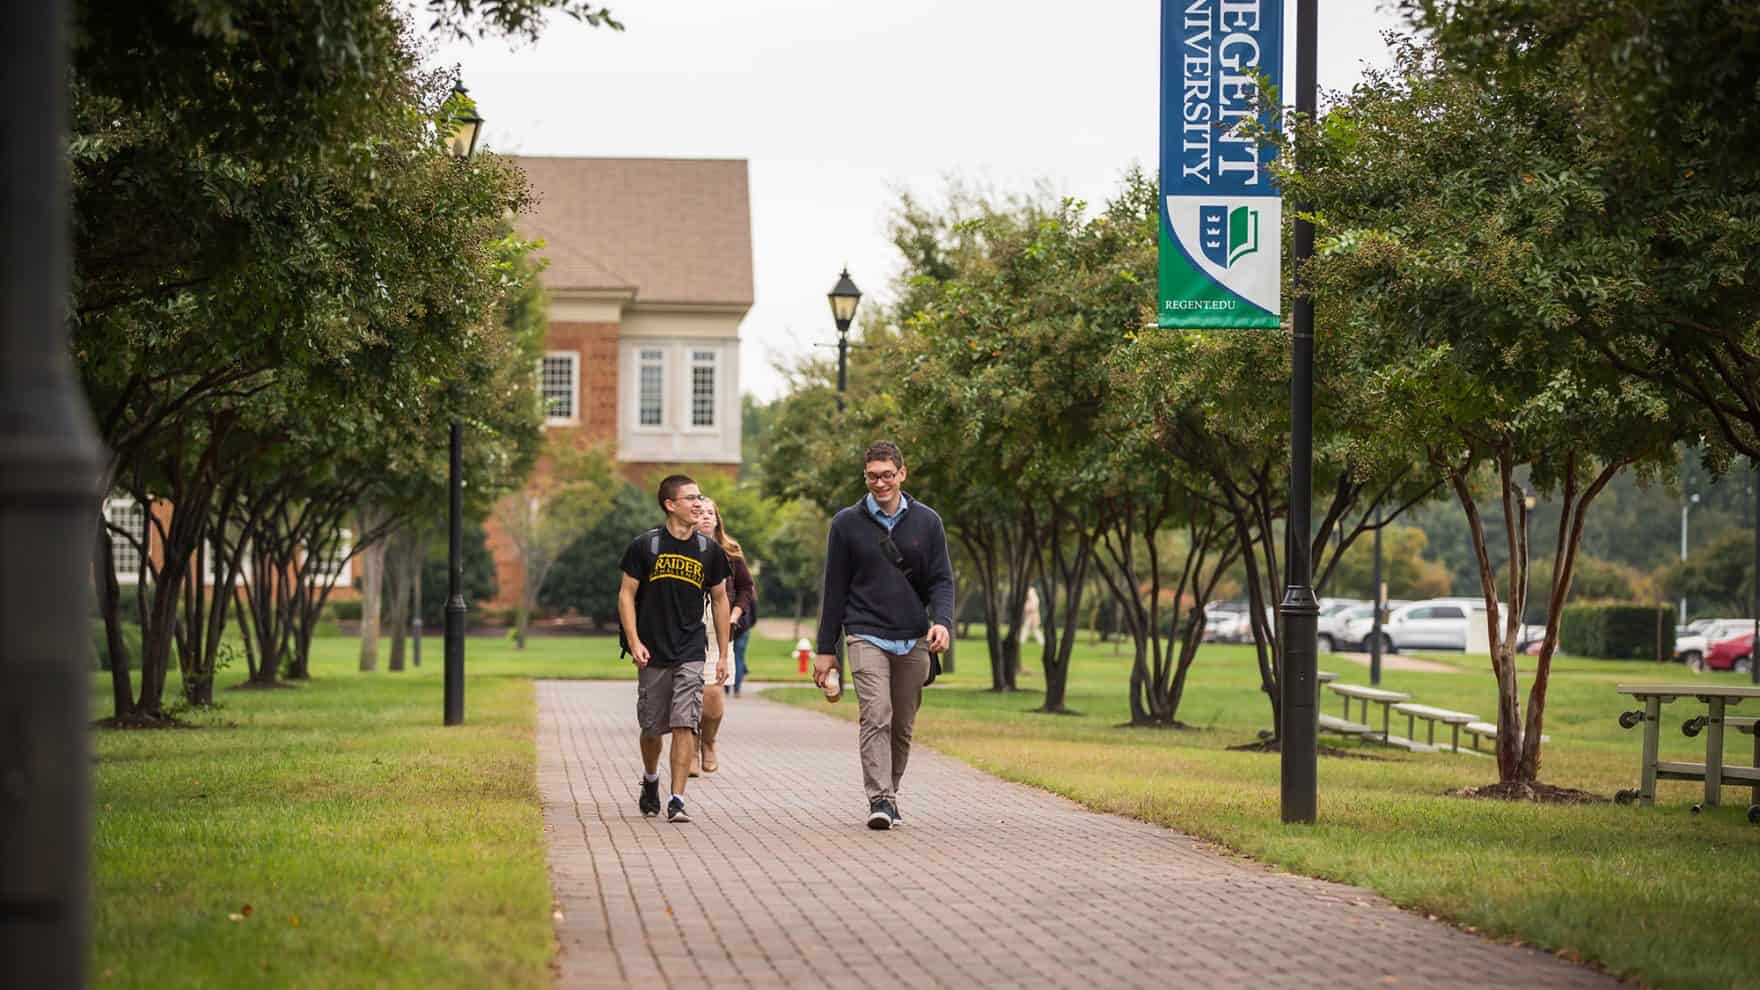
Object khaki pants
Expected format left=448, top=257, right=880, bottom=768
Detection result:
left=847, top=637, right=929, bottom=803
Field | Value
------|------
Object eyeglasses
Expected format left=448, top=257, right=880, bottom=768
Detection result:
left=673, top=494, right=706, bottom=503
left=863, top=470, right=898, bottom=484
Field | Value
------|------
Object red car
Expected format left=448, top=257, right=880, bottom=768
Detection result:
left=1704, top=633, right=1756, bottom=674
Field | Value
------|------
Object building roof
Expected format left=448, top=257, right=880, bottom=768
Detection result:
left=512, top=156, right=754, bottom=308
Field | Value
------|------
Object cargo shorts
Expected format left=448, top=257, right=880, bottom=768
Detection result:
left=636, top=661, right=705, bottom=737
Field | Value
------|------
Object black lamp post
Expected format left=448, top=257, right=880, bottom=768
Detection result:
left=827, top=268, right=862, bottom=412
left=2, top=1, right=102, bottom=982
left=442, top=81, right=482, bottom=726
left=1370, top=506, right=1384, bottom=687
left=1279, top=0, right=1320, bottom=825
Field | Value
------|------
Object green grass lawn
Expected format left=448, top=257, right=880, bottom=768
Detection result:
left=95, top=631, right=1760, bottom=988
left=89, top=632, right=808, bottom=988
left=771, top=640, right=1760, bottom=989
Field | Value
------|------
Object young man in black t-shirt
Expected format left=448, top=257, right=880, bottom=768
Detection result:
left=618, top=474, right=732, bottom=823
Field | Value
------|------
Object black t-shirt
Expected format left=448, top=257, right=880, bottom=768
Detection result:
left=619, top=527, right=732, bottom=666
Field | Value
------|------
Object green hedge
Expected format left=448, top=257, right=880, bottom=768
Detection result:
left=1559, top=603, right=1675, bottom=660
left=90, top=618, right=143, bottom=671
left=331, top=599, right=363, bottom=621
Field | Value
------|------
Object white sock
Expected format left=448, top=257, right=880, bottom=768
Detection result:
left=643, top=771, right=658, bottom=783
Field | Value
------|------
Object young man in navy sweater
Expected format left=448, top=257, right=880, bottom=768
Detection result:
left=813, top=441, right=955, bottom=829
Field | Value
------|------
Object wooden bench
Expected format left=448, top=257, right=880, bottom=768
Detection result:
left=1461, top=720, right=1550, bottom=752
left=1391, top=702, right=1478, bottom=752
left=1327, top=684, right=1411, bottom=741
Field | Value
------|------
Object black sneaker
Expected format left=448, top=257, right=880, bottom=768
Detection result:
left=867, top=798, right=894, bottom=830
left=888, top=801, right=903, bottom=827
left=639, top=777, right=661, bottom=817
left=667, top=796, right=691, bottom=823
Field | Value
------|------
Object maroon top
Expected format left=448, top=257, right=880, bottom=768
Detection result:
left=727, top=553, right=757, bottom=636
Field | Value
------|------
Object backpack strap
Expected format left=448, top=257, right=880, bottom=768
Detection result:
left=648, top=528, right=661, bottom=557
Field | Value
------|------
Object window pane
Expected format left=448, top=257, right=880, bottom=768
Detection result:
left=1437, top=606, right=1464, bottom=619
left=106, top=499, right=145, bottom=580
left=540, top=354, right=576, bottom=421
left=639, top=352, right=663, bottom=427
left=691, top=352, right=716, bottom=427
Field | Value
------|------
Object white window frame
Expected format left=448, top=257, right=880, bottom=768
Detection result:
left=687, top=348, right=718, bottom=430
left=539, top=351, right=580, bottom=426
left=103, top=496, right=147, bottom=585
left=637, top=348, right=666, bottom=430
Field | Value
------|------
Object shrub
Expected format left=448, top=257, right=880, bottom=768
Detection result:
left=331, top=600, right=363, bottom=622
left=90, top=618, right=143, bottom=671
left=1559, top=603, right=1675, bottom=660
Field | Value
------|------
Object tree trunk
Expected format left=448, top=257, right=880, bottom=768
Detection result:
left=385, top=527, right=413, bottom=671
left=95, top=517, right=136, bottom=720
left=358, top=506, right=385, bottom=672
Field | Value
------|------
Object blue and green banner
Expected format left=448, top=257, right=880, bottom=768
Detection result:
left=1159, top=0, right=1284, bottom=329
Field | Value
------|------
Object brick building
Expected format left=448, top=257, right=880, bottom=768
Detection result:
left=486, top=156, right=754, bottom=608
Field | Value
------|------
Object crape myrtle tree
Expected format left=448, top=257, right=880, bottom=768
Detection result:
left=78, top=4, right=549, bottom=719
left=1117, top=306, right=1434, bottom=738
left=1406, top=1, right=1760, bottom=460
left=1295, top=38, right=1694, bottom=782
left=892, top=186, right=1159, bottom=711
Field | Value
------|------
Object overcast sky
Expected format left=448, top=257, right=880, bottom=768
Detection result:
left=433, top=1, right=1410, bottom=402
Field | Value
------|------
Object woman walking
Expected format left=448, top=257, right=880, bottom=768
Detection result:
left=694, top=497, right=755, bottom=775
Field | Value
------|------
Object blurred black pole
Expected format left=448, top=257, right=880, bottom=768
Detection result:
left=1, top=0, right=101, bottom=983
left=1278, top=0, right=1320, bottom=825
left=836, top=335, right=848, bottom=412
left=411, top=555, right=423, bottom=668
left=444, top=423, right=465, bottom=725
left=1370, top=507, right=1384, bottom=686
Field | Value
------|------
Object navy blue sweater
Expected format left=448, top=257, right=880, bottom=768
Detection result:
left=816, top=494, right=956, bottom=655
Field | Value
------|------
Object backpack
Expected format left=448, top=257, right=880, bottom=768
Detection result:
left=619, top=527, right=713, bottom=659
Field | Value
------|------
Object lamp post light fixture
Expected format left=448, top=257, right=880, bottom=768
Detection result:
left=440, top=78, right=483, bottom=726
left=827, top=268, right=862, bottom=412
left=446, top=81, right=484, bottom=159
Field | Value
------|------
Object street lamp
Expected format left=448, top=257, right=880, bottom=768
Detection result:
left=446, top=81, right=484, bottom=159
left=1680, top=491, right=1699, bottom=624
left=1, top=2, right=103, bottom=982
left=440, top=79, right=483, bottom=726
left=827, top=268, right=862, bottom=412
left=1279, top=0, right=1320, bottom=825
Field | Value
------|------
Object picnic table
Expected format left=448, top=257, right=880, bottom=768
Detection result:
left=1613, top=683, right=1760, bottom=823
left=1327, top=683, right=1410, bottom=742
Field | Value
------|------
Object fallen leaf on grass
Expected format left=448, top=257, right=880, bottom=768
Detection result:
left=241, top=904, right=254, bottom=917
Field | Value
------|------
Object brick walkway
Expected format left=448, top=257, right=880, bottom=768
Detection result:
left=538, top=681, right=1615, bottom=989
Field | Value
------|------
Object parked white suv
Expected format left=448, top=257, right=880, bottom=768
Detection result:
left=1360, top=598, right=1488, bottom=653
left=1317, top=603, right=1372, bottom=653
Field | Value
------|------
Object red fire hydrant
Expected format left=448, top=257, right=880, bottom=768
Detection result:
left=795, top=637, right=812, bottom=675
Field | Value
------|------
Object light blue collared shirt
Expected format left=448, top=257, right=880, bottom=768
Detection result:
left=854, top=493, right=918, bottom=656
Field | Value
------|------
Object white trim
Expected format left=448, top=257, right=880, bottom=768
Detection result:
left=103, top=496, right=147, bottom=585
left=540, top=351, right=581, bottom=426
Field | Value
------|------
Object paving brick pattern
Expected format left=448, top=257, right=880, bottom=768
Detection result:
left=539, top=681, right=1615, bottom=989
